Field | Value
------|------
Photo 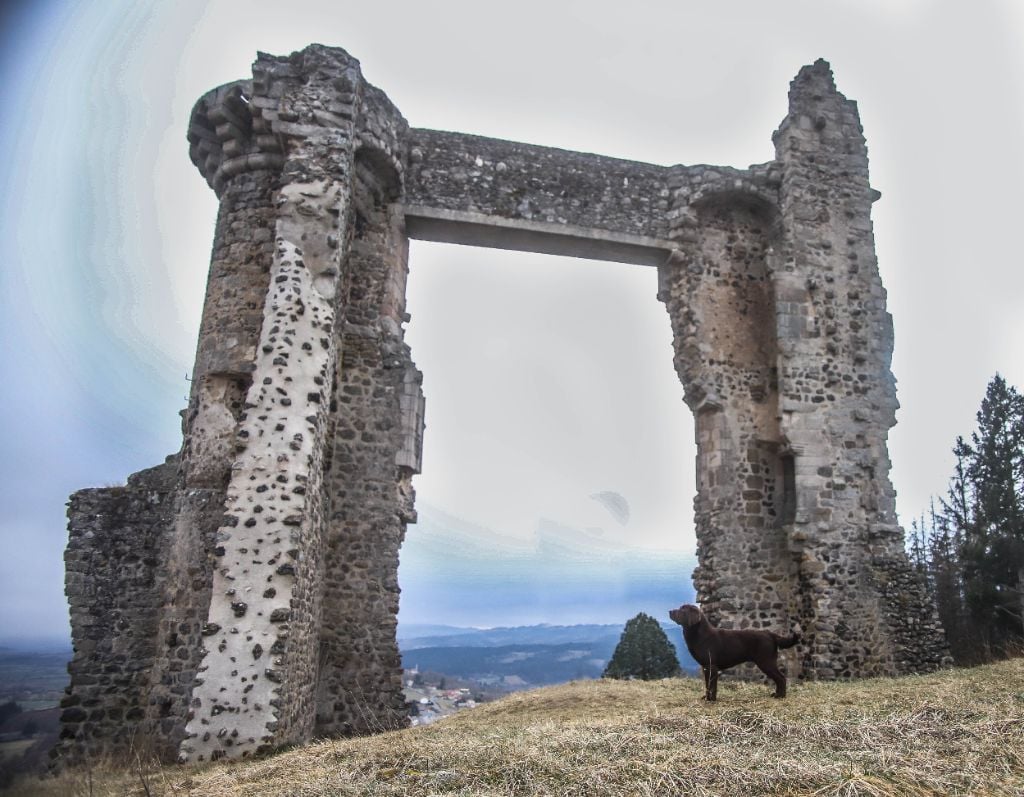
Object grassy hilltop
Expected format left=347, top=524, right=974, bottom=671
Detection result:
left=16, top=658, right=1024, bottom=796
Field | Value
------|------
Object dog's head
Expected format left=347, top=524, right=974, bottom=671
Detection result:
left=668, top=603, right=703, bottom=629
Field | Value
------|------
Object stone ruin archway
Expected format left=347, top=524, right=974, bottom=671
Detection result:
left=56, top=45, right=949, bottom=765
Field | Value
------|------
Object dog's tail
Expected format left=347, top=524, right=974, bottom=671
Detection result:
left=773, top=624, right=802, bottom=650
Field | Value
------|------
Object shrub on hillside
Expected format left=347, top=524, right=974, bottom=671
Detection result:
left=603, top=612, right=680, bottom=680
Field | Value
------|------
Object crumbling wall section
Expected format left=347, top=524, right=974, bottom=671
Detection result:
left=57, top=459, right=178, bottom=764
left=142, top=86, right=285, bottom=759
left=771, top=60, right=947, bottom=677
left=655, top=63, right=949, bottom=679
left=658, top=168, right=798, bottom=656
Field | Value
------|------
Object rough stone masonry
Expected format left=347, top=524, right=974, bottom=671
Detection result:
left=56, top=44, right=949, bottom=765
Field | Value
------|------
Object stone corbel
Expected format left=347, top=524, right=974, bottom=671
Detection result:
left=188, top=80, right=285, bottom=196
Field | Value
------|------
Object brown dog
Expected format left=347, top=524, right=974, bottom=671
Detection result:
left=668, top=603, right=800, bottom=700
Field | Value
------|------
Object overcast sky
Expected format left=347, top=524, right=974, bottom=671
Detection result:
left=1, top=0, right=1022, bottom=642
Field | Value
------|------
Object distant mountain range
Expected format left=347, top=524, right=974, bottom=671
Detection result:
left=398, top=622, right=674, bottom=650
left=398, top=505, right=697, bottom=627
left=398, top=622, right=701, bottom=684
left=6, top=503, right=697, bottom=694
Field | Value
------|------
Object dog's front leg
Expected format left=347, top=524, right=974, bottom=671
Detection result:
left=707, top=666, right=719, bottom=701
left=701, top=666, right=712, bottom=700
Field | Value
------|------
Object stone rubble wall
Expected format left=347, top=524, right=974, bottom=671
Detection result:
left=772, top=59, right=897, bottom=677
left=56, top=460, right=178, bottom=764
left=771, top=60, right=947, bottom=677
left=654, top=59, right=948, bottom=679
left=139, top=81, right=289, bottom=760
left=58, top=45, right=949, bottom=766
left=405, top=128, right=671, bottom=240
left=661, top=198, right=792, bottom=612
left=316, top=192, right=420, bottom=736
left=657, top=166, right=802, bottom=677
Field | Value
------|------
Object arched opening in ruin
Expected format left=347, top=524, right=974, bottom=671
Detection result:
left=670, top=190, right=794, bottom=631
left=397, top=242, right=698, bottom=634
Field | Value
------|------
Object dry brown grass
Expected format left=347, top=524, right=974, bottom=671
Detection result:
left=12, top=658, right=1024, bottom=796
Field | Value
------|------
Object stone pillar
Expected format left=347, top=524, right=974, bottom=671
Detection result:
left=142, top=82, right=285, bottom=757
left=772, top=60, right=947, bottom=676
left=315, top=181, right=423, bottom=737
left=57, top=76, right=288, bottom=765
left=178, top=46, right=367, bottom=762
left=659, top=165, right=798, bottom=650
left=659, top=63, right=949, bottom=678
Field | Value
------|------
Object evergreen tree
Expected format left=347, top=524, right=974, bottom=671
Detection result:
left=603, top=613, right=681, bottom=680
left=949, top=375, right=1024, bottom=649
left=909, top=513, right=929, bottom=575
left=907, top=375, right=1024, bottom=663
left=926, top=502, right=967, bottom=660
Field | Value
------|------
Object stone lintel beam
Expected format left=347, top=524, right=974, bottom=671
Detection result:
left=405, top=128, right=671, bottom=243
left=404, top=204, right=673, bottom=267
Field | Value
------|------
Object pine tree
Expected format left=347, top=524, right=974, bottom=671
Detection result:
left=927, top=502, right=967, bottom=660
left=909, top=513, right=929, bottom=575
left=603, top=612, right=681, bottom=680
left=941, top=375, right=1024, bottom=655
left=905, top=375, right=1024, bottom=663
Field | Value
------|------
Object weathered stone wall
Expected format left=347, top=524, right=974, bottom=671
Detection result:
left=179, top=46, right=365, bottom=762
left=660, top=188, right=794, bottom=627
left=315, top=173, right=421, bottom=737
left=406, top=129, right=670, bottom=239
left=57, top=459, right=178, bottom=764
left=136, top=85, right=287, bottom=759
left=58, top=45, right=948, bottom=767
left=141, top=169, right=281, bottom=759
left=768, top=61, right=947, bottom=676
left=655, top=60, right=948, bottom=679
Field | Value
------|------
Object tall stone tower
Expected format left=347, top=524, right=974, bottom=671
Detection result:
left=56, top=46, right=948, bottom=766
left=659, top=60, right=947, bottom=679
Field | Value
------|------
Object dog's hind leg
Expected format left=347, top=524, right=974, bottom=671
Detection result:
left=757, top=661, right=786, bottom=698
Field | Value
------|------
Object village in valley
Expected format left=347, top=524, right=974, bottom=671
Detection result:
left=401, top=666, right=524, bottom=726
